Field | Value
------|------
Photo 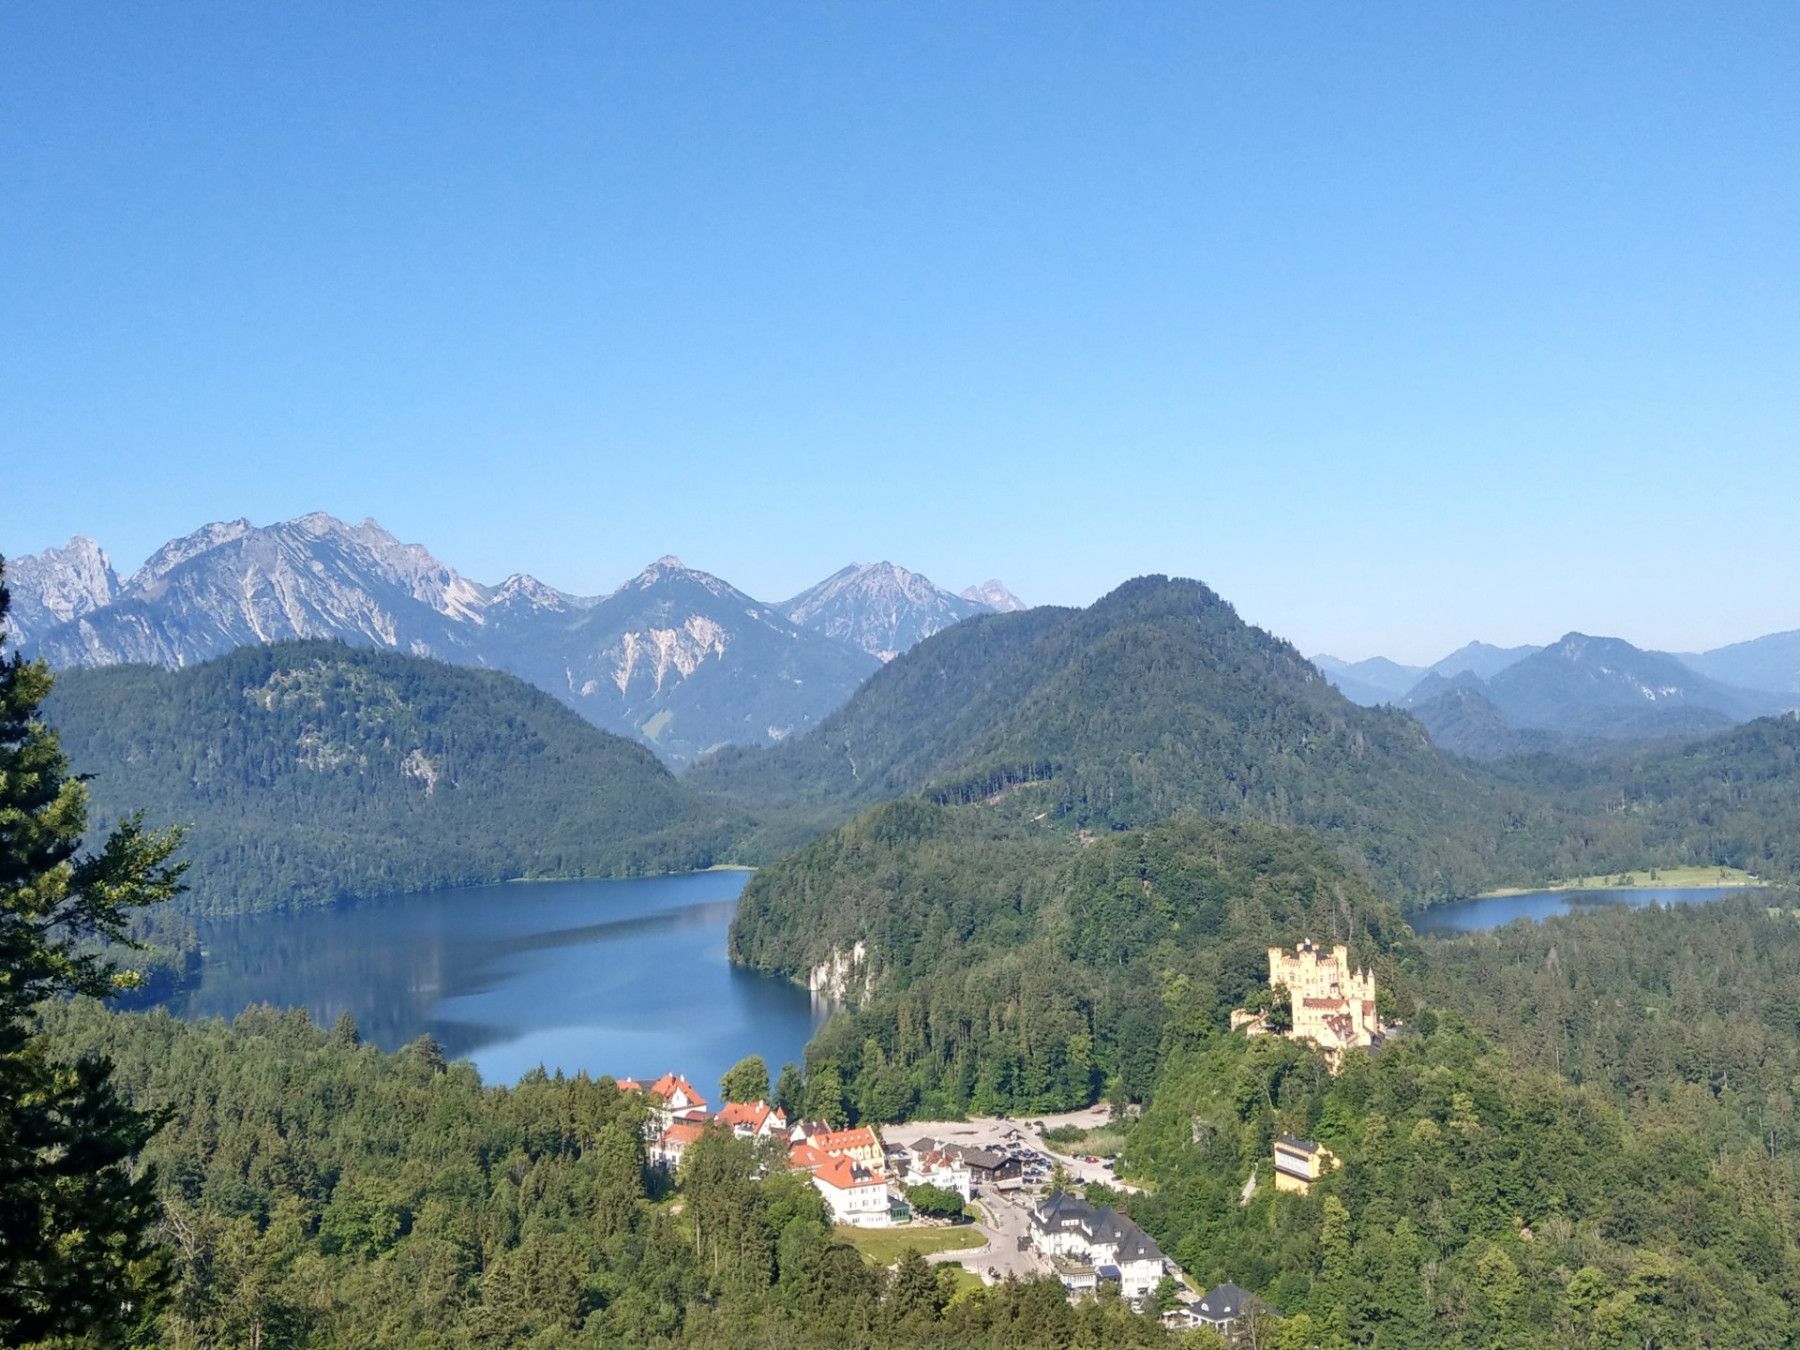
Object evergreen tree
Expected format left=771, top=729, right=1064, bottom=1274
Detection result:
left=774, top=1061, right=806, bottom=1118
left=0, top=560, right=186, bottom=1345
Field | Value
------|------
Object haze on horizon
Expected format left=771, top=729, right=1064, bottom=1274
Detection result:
left=3, top=4, right=1795, bottom=667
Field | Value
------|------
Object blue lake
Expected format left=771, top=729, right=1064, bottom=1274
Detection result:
left=170, top=871, right=825, bottom=1099
left=1411, top=885, right=1759, bottom=935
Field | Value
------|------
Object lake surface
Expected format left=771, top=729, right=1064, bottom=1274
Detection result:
left=170, top=871, right=825, bottom=1098
left=1412, top=885, right=1757, bottom=935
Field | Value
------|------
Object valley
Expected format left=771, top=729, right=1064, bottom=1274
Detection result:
left=12, top=554, right=1800, bottom=1349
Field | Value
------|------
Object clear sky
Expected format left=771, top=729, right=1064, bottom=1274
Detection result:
left=3, top=3, right=1795, bottom=663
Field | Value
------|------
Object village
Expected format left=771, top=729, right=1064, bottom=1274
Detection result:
left=613, top=938, right=1381, bottom=1342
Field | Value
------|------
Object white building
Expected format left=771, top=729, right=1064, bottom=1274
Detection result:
left=811, top=1155, right=891, bottom=1227
left=716, top=1099, right=789, bottom=1140
left=903, top=1144, right=973, bottom=1201
left=1029, top=1191, right=1168, bottom=1303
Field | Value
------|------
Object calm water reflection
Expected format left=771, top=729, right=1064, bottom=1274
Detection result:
left=170, top=871, right=825, bottom=1097
left=1412, top=885, right=1756, bottom=935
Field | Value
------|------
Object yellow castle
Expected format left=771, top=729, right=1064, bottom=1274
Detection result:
left=1250, top=940, right=1384, bottom=1069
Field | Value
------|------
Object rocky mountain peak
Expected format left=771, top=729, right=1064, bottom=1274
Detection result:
left=618, top=556, right=741, bottom=605
left=490, top=573, right=577, bottom=613
left=129, top=518, right=255, bottom=591
left=783, top=561, right=992, bottom=661
left=1, top=535, right=121, bottom=647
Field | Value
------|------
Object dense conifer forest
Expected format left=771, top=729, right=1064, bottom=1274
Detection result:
left=37, top=1001, right=1185, bottom=1350
left=47, top=643, right=737, bottom=913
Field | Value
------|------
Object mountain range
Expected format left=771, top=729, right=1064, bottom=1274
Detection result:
left=1318, top=631, right=1797, bottom=758
left=1313, top=642, right=1545, bottom=705
left=3, top=515, right=1025, bottom=766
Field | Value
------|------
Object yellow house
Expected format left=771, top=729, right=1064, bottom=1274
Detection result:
left=1273, top=1135, right=1336, bottom=1193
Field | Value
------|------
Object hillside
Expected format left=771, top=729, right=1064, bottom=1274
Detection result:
left=694, top=575, right=1534, bottom=902
left=45, top=642, right=738, bottom=913
left=733, top=809, right=1413, bottom=1117
left=1492, top=711, right=1800, bottom=883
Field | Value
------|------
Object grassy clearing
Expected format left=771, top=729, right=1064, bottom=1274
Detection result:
left=1040, top=1124, right=1130, bottom=1156
left=1479, top=865, right=1760, bottom=897
left=833, top=1223, right=986, bottom=1266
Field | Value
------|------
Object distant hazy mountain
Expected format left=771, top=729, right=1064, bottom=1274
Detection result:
left=1680, top=630, right=1800, bottom=695
left=784, top=562, right=992, bottom=661
left=961, top=579, right=1027, bottom=612
left=1311, top=654, right=1427, bottom=706
left=6, top=515, right=883, bottom=765
left=1481, top=633, right=1784, bottom=736
left=1427, top=641, right=1541, bottom=682
left=1315, top=641, right=1540, bottom=707
left=0, top=535, right=120, bottom=648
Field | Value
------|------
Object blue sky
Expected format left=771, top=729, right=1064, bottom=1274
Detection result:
left=3, top=3, right=1795, bottom=663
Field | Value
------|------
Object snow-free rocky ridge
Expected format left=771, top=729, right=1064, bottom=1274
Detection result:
left=4, top=515, right=1021, bottom=766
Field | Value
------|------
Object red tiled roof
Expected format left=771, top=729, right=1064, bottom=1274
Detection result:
left=788, top=1143, right=830, bottom=1171
left=648, top=1073, right=708, bottom=1107
left=718, top=1100, right=786, bottom=1131
left=660, top=1122, right=706, bottom=1148
left=810, top=1127, right=879, bottom=1155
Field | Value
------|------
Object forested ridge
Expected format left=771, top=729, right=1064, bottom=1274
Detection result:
left=39, top=581, right=1800, bottom=923
left=698, top=576, right=1800, bottom=906
left=695, top=577, right=1534, bottom=902
left=46, top=642, right=738, bottom=913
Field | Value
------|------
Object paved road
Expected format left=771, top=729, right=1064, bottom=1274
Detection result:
left=926, top=1193, right=1050, bottom=1282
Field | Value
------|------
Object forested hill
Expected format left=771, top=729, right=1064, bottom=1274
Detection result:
left=734, top=808, right=1415, bottom=1116
left=1484, top=710, right=1800, bottom=882
left=693, top=575, right=1535, bottom=903
left=46, top=642, right=738, bottom=913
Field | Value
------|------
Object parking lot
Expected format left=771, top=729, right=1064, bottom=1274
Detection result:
left=904, top=1105, right=1139, bottom=1285
left=905, top=1104, right=1138, bottom=1193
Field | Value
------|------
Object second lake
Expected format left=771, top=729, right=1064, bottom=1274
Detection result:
left=170, top=870, right=825, bottom=1100
left=1411, top=884, right=1759, bottom=935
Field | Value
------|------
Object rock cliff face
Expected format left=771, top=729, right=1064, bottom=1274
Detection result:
left=784, top=562, right=995, bottom=661
left=505, top=556, right=882, bottom=765
left=20, top=514, right=506, bottom=669
left=5, top=516, right=908, bottom=766
left=1, top=535, right=120, bottom=648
